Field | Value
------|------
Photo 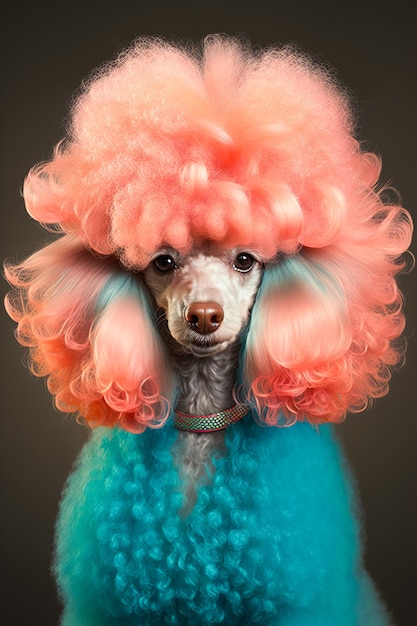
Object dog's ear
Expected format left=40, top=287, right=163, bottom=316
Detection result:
left=242, top=249, right=407, bottom=426
left=4, top=235, right=172, bottom=432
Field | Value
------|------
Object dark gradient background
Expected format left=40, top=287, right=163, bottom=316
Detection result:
left=1, top=2, right=415, bottom=624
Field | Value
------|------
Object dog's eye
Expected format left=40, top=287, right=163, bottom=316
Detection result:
left=153, top=255, right=177, bottom=272
left=233, top=252, right=255, bottom=272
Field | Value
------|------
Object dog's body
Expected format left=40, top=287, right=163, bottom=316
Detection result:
left=56, top=409, right=384, bottom=625
left=5, top=37, right=412, bottom=624
left=52, top=247, right=388, bottom=625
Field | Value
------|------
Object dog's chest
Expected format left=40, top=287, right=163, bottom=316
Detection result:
left=56, top=421, right=355, bottom=623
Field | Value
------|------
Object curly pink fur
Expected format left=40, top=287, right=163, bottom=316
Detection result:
left=5, top=236, right=171, bottom=431
left=4, top=36, right=413, bottom=427
left=22, top=37, right=373, bottom=265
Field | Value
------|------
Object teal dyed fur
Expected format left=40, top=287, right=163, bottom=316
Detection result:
left=55, top=415, right=389, bottom=625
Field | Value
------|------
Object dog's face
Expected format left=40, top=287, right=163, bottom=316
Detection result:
left=143, top=247, right=263, bottom=357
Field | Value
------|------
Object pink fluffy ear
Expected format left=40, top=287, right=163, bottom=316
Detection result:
left=244, top=256, right=352, bottom=425
left=4, top=235, right=172, bottom=432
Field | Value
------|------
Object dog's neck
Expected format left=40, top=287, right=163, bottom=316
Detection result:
left=162, top=329, right=241, bottom=513
left=168, top=340, right=240, bottom=514
left=171, top=342, right=240, bottom=416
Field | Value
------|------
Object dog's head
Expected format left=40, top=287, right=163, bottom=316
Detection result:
left=143, top=246, right=263, bottom=357
left=5, top=37, right=412, bottom=433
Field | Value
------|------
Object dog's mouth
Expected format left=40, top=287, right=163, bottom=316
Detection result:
left=178, top=331, right=236, bottom=357
left=186, top=340, right=230, bottom=356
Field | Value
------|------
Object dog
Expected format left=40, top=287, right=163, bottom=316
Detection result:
left=4, top=36, right=412, bottom=624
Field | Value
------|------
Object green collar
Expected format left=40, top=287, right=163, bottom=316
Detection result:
left=174, top=404, right=249, bottom=433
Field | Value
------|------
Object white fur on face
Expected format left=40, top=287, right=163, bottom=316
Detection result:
left=143, top=248, right=263, bottom=356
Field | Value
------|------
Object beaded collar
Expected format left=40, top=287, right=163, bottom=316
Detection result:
left=174, top=404, right=249, bottom=433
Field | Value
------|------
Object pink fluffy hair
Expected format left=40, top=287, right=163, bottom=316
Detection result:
left=4, top=35, right=412, bottom=431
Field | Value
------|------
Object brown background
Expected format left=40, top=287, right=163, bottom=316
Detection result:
left=1, top=1, right=415, bottom=624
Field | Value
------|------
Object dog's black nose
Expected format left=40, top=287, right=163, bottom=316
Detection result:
left=185, top=301, right=224, bottom=334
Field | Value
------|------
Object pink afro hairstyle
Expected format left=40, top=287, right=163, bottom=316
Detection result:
left=4, top=35, right=412, bottom=430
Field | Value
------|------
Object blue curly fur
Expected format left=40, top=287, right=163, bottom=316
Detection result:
left=54, top=414, right=389, bottom=625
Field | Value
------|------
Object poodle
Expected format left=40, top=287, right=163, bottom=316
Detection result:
left=4, top=36, right=412, bottom=625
